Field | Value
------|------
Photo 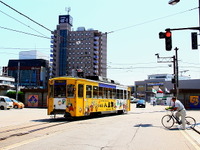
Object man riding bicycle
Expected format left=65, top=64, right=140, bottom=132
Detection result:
left=167, top=97, right=186, bottom=130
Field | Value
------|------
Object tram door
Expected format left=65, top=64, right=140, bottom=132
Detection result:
left=77, top=83, right=85, bottom=116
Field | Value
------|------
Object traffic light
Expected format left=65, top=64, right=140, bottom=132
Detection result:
left=159, top=31, right=172, bottom=51
left=165, top=31, right=172, bottom=51
left=191, top=32, right=198, bottom=50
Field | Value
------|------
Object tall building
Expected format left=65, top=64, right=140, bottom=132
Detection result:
left=50, top=14, right=107, bottom=78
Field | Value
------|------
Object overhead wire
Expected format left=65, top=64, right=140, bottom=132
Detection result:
left=0, top=0, right=198, bottom=46
left=0, top=1, right=199, bottom=74
left=0, top=1, right=197, bottom=41
left=0, top=47, right=49, bottom=50
left=0, top=0, right=52, bottom=32
left=0, top=26, right=51, bottom=39
left=106, top=7, right=198, bottom=34
left=0, top=9, right=47, bottom=37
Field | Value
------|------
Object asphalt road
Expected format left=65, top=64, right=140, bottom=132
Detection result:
left=0, top=103, right=199, bottom=150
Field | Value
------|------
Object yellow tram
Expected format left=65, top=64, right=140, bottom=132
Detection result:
left=47, top=76, right=131, bottom=118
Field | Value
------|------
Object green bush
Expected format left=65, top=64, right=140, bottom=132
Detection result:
left=6, top=91, right=25, bottom=102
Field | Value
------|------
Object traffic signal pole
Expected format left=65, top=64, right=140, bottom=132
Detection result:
left=168, top=0, right=200, bottom=31
left=163, top=0, right=200, bottom=96
left=199, top=0, right=200, bottom=31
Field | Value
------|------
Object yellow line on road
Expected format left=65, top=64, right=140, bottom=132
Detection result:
left=180, top=130, right=200, bottom=150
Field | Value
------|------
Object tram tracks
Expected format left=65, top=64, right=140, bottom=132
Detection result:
left=0, top=118, right=68, bottom=141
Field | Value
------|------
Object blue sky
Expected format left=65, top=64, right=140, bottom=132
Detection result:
left=0, top=0, right=199, bottom=85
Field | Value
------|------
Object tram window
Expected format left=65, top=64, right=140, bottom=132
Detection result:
left=78, top=84, right=84, bottom=98
left=99, top=87, right=103, bottom=98
left=86, top=85, right=92, bottom=98
left=54, top=84, right=66, bottom=98
left=93, top=86, right=98, bottom=98
left=104, top=88, right=108, bottom=98
left=117, top=89, right=120, bottom=99
left=124, top=90, right=127, bottom=99
left=108, top=88, right=112, bottom=99
left=117, top=89, right=123, bottom=99
left=67, top=84, right=75, bottom=98
left=112, top=89, right=116, bottom=99
left=119, top=90, right=123, bottom=99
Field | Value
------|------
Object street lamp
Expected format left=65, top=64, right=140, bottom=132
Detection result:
left=168, top=0, right=180, bottom=5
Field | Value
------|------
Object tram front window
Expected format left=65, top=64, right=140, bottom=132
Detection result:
left=54, top=80, right=66, bottom=98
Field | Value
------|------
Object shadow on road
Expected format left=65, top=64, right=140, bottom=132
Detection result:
left=31, top=113, right=126, bottom=123
left=134, top=124, right=153, bottom=127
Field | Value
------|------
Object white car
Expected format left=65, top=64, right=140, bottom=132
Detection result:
left=0, top=96, right=13, bottom=110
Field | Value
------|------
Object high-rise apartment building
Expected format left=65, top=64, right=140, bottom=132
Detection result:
left=50, top=15, right=107, bottom=78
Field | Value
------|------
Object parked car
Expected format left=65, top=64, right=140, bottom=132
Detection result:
left=0, top=96, right=13, bottom=110
left=136, top=99, right=146, bottom=108
left=11, top=99, right=24, bottom=109
left=130, top=97, right=139, bottom=103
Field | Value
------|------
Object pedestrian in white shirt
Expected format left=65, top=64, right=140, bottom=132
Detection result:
left=171, top=96, right=186, bottom=130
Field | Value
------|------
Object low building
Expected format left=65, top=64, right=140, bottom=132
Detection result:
left=0, top=75, right=15, bottom=95
left=7, top=59, right=49, bottom=89
left=135, top=74, right=200, bottom=109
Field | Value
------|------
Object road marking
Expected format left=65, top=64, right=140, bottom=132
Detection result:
left=1, top=134, right=50, bottom=150
left=180, top=130, right=200, bottom=150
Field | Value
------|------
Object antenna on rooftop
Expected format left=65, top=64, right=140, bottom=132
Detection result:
left=65, top=7, right=71, bottom=15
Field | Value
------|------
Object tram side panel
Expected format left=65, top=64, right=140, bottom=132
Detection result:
left=47, top=77, right=131, bottom=117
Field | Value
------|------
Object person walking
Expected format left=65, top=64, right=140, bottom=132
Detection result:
left=171, top=96, right=186, bottom=130
left=153, top=99, right=156, bottom=106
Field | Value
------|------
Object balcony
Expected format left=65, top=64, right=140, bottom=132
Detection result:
left=94, top=51, right=99, bottom=55
left=93, top=60, right=98, bottom=64
left=94, top=46, right=99, bottom=50
left=94, top=70, right=98, bottom=73
left=93, top=55, right=98, bottom=60
left=94, top=41, right=99, bottom=45
left=94, top=36, right=99, bottom=40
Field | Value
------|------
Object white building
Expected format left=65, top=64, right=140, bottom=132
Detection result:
left=148, top=74, right=190, bottom=81
left=0, top=76, right=15, bottom=95
left=19, top=50, right=48, bottom=60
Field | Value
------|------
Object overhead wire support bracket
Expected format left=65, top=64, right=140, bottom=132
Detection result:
left=155, top=53, right=174, bottom=63
left=157, top=57, right=174, bottom=63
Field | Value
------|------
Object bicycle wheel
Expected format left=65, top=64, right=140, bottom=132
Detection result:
left=161, top=115, right=175, bottom=129
left=185, top=116, right=196, bottom=129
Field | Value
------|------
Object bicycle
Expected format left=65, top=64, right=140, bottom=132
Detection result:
left=161, top=110, right=196, bottom=129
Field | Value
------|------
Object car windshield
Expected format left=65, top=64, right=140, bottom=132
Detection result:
left=5, top=98, right=12, bottom=102
left=13, top=99, right=18, bottom=103
left=138, top=100, right=145, bottom=103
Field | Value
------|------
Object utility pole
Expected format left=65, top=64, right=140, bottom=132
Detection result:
left=16, top=62, right=20, bottom=101
left=174, top=47, right=179, bottom=96
left=155, top=52, right=178, bottom=96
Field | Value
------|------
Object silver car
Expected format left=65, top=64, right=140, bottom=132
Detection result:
left=0, top=96, right=13, bottom=110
